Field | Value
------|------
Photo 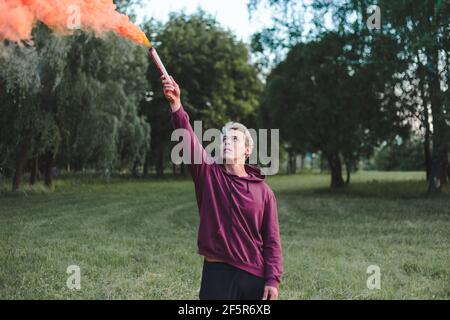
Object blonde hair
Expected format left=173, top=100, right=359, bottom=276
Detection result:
left=222, top=122, right=254, bottom=157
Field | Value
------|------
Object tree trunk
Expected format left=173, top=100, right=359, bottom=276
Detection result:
left=44, top=151, right=55, bottom=188
left=156, top=145, right=165, bottom=177
left=132, top=160, right=140, bottom=178
left=417, top=62, right=432, bottom=181
left=428, top=147, right=448, bottom=193
left=143, top=153, right=151, bottom=177
left=320, top=153, right=329, bottom=173
left=288, top=151, right=296, bottom=174
left=345, top=161, right=351, bottom=185
left=427, top=44, right=448, bottom=193
left=12, top=140, right=30, bottom=192
left=172, top=163, right=176, bottom=175
left=423, top=106, right=432, bottom=181
left=30, top=156, right=38, bottom=185
left=326, top=152, right=345, bottom=188
left=73, top=161, right=82, bottom=172
left=299, top=153, right=304, bottom=172
left=428, top=135, right=449, bottom=194
left=142, top=163, right=149, bottom=177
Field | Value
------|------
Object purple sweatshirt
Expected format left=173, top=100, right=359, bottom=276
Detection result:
left=170, top=105, right=283, bottom=288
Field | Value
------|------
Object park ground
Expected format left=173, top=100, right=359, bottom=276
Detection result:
left=0, top=171, right=449, bottom=299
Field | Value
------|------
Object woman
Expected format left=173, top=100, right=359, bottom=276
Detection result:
left=161, top=75, right=283, bottom=300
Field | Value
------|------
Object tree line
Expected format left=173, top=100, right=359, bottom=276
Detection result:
left=0, top=1, right=448, bottom=193
left=0, top=12, right=263, bottom=191
left=251, top=0, right=449, bottom=192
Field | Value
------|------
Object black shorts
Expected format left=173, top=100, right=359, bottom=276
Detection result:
left=199, top=260, right=266, bottom=300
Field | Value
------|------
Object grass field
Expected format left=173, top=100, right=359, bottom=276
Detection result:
left=0, top=171, right=449, bottom=299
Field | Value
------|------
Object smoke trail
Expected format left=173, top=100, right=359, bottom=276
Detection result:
left=0, top=0, right=150, bottom=47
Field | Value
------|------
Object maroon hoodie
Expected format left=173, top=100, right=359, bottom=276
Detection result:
left=170, top=105, right=283, bottom=288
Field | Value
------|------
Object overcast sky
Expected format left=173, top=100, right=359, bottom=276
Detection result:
left=135, top=0, right=277, bottom=42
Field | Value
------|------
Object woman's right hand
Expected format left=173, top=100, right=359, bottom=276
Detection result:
left=161, top=75, right=181, bottom=112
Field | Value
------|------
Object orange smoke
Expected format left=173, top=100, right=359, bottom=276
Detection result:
left=0, top=0, right=151, bottom=48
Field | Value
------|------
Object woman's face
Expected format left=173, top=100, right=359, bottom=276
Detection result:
left=221, top=129, right=249, bottom=164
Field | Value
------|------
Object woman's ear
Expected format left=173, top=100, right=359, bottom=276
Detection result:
left=245, top=146, right=250, bottom=159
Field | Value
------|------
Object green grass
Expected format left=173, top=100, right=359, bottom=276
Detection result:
left=0, top=171, right=449, bottom=299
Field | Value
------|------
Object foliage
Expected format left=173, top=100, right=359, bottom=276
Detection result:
left=140, top=11, right=263, bottom=175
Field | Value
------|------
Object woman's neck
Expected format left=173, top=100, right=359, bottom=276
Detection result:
left=224, top=163, right=248, bottom=177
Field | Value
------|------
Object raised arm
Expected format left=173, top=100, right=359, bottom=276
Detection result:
left=161, top=75, right=213, bottom=186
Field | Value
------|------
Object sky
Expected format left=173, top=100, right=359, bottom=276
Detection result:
left=135, top=0, right=275, bottom=42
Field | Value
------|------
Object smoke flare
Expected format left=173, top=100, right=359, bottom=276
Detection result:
left=0, top=0, right=151, bottom=47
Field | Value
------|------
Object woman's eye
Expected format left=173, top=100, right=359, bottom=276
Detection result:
left=233, top=137, right=238, bottom=142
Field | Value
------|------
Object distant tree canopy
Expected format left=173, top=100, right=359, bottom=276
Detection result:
left=113, top=0, right=142, bottom=14
left=262, top=32, right=407, bottom=187
left=0, top=11, right=263, bottom=189
left=251, top=0, right=449, bottom=192
left=140, top=11, right=263, bottom=176
left=1, top=1, right=447, bottom=194
left=374, top=138, right=425, bottom=172
left=0, top=24, right=150, bottom=190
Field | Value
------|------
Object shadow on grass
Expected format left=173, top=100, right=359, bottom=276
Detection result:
left=278, top=179, right=450, bottom=200
left=0, top=173, right=192, bottom=197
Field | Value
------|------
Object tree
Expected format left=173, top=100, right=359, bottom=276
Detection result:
left=0, top=24, right=151, bottom=190
left=140, top=11, right=263, bottom=176
left=379, top=0, right=449, bottom=193
left=56, top=31, right=150, bottom=178
left=262, top=32, right=407, bottom=188
left=0, top=39, right=45, bottom=191
left=249, top=0, right=449, bottom=192
left=114, top=0, right=142, bottom=16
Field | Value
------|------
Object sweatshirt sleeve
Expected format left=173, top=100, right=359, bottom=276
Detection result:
left=261, top=189, right=283, bottom=288
left=170, top=105, right=213, bottom=185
